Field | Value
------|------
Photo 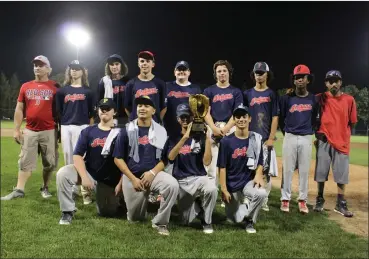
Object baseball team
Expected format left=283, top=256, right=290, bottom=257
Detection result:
left=1, top=51, right=357, bottom=236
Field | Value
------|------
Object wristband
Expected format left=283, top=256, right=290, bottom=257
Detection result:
left=149, top=170, right=156, bottom=177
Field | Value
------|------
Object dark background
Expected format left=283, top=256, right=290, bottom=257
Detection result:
left=0, top=1, right=368, bottom=93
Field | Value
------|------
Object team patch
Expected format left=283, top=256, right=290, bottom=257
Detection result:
left=232, top=147, right=247, bottom=159
left=213, top=94, right=233, bottom=103
left=113, top=86, right=125, bottom=94
left=64, top=93, right=86, bottom=103
left=179, top=145, right=191, bottom=155
left=138, top=135, right=149, bottom=145
left=250, top=96, right=271, bottom=106
left=135, top=88, right=158, bottom=98
left=289, top=104, right=312, bottom=113
left=91, top=137, right=107, bottom=148
left=168, top=91, right=190, bottom=98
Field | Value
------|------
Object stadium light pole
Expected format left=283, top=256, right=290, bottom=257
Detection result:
left=66, top=27, right=90, bottom=60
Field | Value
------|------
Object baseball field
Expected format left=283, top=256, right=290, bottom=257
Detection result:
left=1, top=120, right=368, bottom=258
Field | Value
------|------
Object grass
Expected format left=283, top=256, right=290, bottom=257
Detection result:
left=1, top=137, right=368, bottom=258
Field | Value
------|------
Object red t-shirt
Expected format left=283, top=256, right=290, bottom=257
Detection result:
left=17, top=80, right=58, bottom=131
left=317, top=92, right=357, bottom=154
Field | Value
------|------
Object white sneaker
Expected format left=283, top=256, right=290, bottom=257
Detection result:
left=40, top=187, right=52, bottom=199
left=83, top=195, right=93, bottom=205
left=202, top=224, right=214, bottom=234
left=152, top=224, right=170, bottom=236
left=245, top=220, right=256, bottom=234
left=220, top=201, right=225, bottom=208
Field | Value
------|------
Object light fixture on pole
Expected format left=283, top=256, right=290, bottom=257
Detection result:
left=66, top=27, right=90, bottom=60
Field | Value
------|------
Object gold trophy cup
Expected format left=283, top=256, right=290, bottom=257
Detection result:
left=189, top=94, right=210, bottom=140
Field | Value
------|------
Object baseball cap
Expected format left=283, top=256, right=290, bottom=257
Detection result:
left=253, top=62, right=270, bottom=73
left=138, top=50, right=155, bottom=61
left=32, top=55, right=51, bottom=67
left=175, top=61, right=190, bottom=70
left=98, top=98, right=116, bottom=109
left=325, top=70, right=342, bottom=80
left=176, top=103, right=191, bottom=117
left=233, top=104, right=249, bottom=116
left=107, top=54, right=123, bottom=64
left=136, top=95, right=155, bottom=108
left=69, top=60, right=84, bottom=70
left=293, top=64, right=311, bottom=75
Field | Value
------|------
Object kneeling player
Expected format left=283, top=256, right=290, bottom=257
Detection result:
left=218, top=104, right=267, bottom=233
left=56, top=98, right=123, bottom=225
left=163, top=104, right=217, bottom=234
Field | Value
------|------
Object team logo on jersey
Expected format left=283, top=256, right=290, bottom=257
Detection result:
left=138, top=136, right=149, bottom=145
left=250, top=96, right=271, bottom=106
left=135, top=88, right=158, bottom=98
left=167, top=91, right=190, bottom=98
left=213, top=94, right=233, bottom=103
left=113, top=85, right=125, bottom=94
left=25, top=89, right=54, bottom=105
left=64, top=94, right=86, bottom=103
left=91, top=137, right=107, bottom=148
left=289, top=104, right=312, bottom=113
left=232, top=147, right=247, bottom=159
left=179, top=145, right=191, bottom=155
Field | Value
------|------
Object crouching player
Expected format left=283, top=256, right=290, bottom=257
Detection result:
left=163, top=104, right=217, bottom=234
left=56, top=98, right=123, bottom=225
left=218, top=104, right=267, bottom=233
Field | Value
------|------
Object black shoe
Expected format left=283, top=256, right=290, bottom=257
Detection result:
left=314, top=196, right=325, bottom=212
left=334, top=200, right=354, bottom=217
left=59, top=211, right=74, bottom=225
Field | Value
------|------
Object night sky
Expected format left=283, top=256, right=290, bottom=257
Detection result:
left=0, top=1, right=368, bottom=93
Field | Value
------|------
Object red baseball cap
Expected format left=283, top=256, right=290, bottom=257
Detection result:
left=138, top=50, right=155, bottom=61
left=293, top=64, right=311, bottom=75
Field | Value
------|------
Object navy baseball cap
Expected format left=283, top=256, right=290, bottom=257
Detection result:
left=325, top=70, right=342, bottom=80
left=175, top=61, right=190, bottom=70
left=233, top=104, right=249, bottom=116
left=69, top=60, right=84, bottom=70
left=98, top=98, right=116, bottom=109
left=136, top=95, right=155, bottom=108
left=176, top=103, right=191, bottom=117
left=107, top=54, right=123, bottom=64
left=253, top=62, right=270, bottom=73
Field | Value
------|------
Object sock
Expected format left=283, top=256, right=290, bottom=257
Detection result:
left=317, top=182, right=325, bottom=198
left=337, top=194, right=344, bottom=202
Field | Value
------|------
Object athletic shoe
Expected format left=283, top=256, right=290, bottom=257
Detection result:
left=152, top=223, right=170, bottom=236
left=298, top=201, right=309, bottom=214
left=202, top=224, right=214, bottom=234
left=314, top=196, right=325, bottom=212
left=334, top=200, right=354, bottom=217
left=82, top=194, right=93, bottom=205
left=245, top=220, right=256, bottom=234
left=59, top=211, right=74, bottom=225
left=40, top=186, right=52, bottom=199
left=280, top=200, right=290, bottom=212
left=261, top=197, right=269, bottom=212
left=220, top=201, right=225, bottom=208
left=1, top=188, right=25, bottom=200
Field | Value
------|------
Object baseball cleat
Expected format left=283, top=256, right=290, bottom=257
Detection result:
left=314, top=196, right=325, bottom=212
left=280, top=200, right=290, bottom=212
left=152, top=224, right=170, bottom=236
left=334, top=200, right=353, bottom=217
left=298, top=201, right=309, bottom=214
left=40, top=186, right=52, bottom=199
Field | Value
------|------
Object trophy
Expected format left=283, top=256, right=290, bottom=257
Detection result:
left=189, top=94, right=210, bottom=141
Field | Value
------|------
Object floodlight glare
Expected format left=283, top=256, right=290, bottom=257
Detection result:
left=66, top=28, right=90, bottom=47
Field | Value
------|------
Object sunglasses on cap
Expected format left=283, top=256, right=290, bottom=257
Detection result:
left=325, top=78, right=340, bottom=84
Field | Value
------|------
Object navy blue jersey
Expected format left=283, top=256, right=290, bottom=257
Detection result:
left=124, top=77, right=166, bottom=123
left=112, top=126, right=159, bottom=178
left=162, top=136, right=207, bottom=180
left=163, top=81, right=202, bottom=138
left=73, top=125, right=121, bottom=186
left=56, top=85, right=95, bottom=125
left=243, top=88, right=279, bottom=141
left=203, top=85, right=243, bottom=123
left=97, top=77, right=128, bottom=118
left=217, top=133, right=263, bottom=193
left=279, top=93, right=318, bottom=135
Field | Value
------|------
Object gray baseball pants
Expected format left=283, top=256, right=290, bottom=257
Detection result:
left=281, top=133, right=313, bottom=201
left=177, top=176, right=218, bottom=225
left=122, top=172, right=179, bottom=226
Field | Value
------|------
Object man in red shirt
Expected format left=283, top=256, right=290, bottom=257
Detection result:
left=314, top=70, right=357, bottom=217
left=1, top=55, right=59, bottom=201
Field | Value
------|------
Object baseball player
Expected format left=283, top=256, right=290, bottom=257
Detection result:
left=113, top=95, right=179, bottom=236
left=314, top=70, right=357, bottom=217
left=124, top=51, right=166, bottom=124
left=162, top=103, right=217, bottom=234
left=56, top=98, right=123, bottom=225
left=279, top=65, right=318, bottom=214
left=56, top=60, right=95, bottom=205
left=2, top=55, right=59, bottom=200
left=243, top=62, right=279, bottom=212
left=97, top=54, right=129, bottom=127
left=203, top=60, right=243, bottom=190
left=218, top=104, right=267, bottom=233
left=164, top=61, right=202, bottom=139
